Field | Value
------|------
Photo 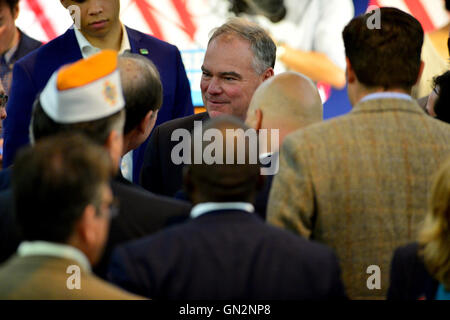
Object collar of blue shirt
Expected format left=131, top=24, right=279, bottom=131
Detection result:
left=360, top=92, right=413, bottom=103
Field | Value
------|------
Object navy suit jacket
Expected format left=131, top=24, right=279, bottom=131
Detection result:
left=140, top=112, right=209, bottom=196
left=13, top=30, right=42, bottom=65
left=108, top=209, right=347, bottom=300
left=387, top=242, right=439, bottom=300
left=3, top=27, right=193, bottom=181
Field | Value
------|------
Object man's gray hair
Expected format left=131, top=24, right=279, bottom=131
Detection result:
left=208, top=18, right=276, bottom=75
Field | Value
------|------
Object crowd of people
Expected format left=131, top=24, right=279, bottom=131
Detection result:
left=0, top=0, right=449, bottom=300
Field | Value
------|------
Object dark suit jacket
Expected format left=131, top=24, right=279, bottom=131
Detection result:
left=387, top=242, right=439, bottom=300
left=140, top=112, right=209, bottom=196
left=0, top=179, right=191, bottom=279
left=0, top=167, right=11, bottom=192
left=13, top=29, right=42, bottom=66
left=3, top=27, right=193, bottom=181
left=108, top=209, right=347, bottom=300
left=0, top=189, right=20, bottom=264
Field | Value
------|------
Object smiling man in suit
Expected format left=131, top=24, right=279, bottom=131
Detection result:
left=3, top=0, right=193, bottom=183
left=140, top=18, right=275, bottom=197
left=267, top=8, right=450, bottom=299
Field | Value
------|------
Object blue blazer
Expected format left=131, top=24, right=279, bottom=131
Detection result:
left=108, top=209, right=347, bottom=300
left=3, top=27, right=193, bottom=181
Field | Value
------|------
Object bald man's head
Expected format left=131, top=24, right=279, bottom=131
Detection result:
left=118, top=52, right=162, bottom=135
left=246, top=71, right=323, bottom=130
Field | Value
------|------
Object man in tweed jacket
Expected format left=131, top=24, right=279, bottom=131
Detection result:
left=267, top=8, right=450, bottom=300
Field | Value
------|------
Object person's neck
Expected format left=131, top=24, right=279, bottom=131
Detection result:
left=1, top=27, right=20, bottom=56
left=81, top=22, right=122, bottom=51
left=258, top=123, right=295, bottom=155
left=121, top=135, right=134, bottom=156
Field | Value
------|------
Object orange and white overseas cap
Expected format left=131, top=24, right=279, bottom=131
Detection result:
left=40, top=50, right=124, bottom=123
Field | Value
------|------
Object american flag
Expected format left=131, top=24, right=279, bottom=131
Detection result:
left=369, top=0, right=449, bottom=33
left=17, top=0, right=449, bottom=44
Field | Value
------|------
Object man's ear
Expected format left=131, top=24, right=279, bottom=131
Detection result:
left=254, top=108, right=263, bottom=131
left=138, top=110, right=155, bottom=134
left=414, top=61, right=425, bottom=86
left=262, top=68, right=274, bottom=81
left=346, top=57, right=356, bottom=84
left=76, top=204, right=98, bottom=246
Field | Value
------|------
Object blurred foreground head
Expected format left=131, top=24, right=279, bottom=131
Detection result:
left=419, top=158, right=450, bottom=291
left=12, top=133, right=114, bottom=265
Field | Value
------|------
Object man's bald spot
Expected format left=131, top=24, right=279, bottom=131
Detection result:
left=118, top=53, right=159, bottom=87
left=249, top=71, right=323, bottom=126
left=189, top=116, right=260, bottom=190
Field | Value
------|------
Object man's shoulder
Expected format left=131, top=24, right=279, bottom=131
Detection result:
left=18, top=30, right=42, bottom=54
left=111, top=180, right=191, bottom=213
left=15, top=29, right=76, bottom=68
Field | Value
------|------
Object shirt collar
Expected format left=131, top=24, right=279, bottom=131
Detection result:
left=17, top=241, right=91, bottom=272
left=190, top=202, right=255, bottom=219
left=1, top=37, right=19, bottom=64
left=360, top=92, right=413, bottom=103
left=259, top=152, right=274, bottom=161
left=74, top=23, right=131, bottom=58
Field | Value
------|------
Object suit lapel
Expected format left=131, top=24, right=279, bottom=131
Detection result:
left=57, top=28, right=83, bottom=64
left=126, top=27, right=143, bottom=55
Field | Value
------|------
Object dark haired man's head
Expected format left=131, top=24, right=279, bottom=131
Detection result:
left=184, top=115, right=263, bottom=204
left=0, top=0, right=18, bottom=11
left=428, top=71, right=450, bottom=124
left=118, top=52, right=162, bottom=155
left=343, top=7, right=424, bottom=104
left=0, top=0, right=19, bottom=55
left=12, top=133, right=113, bottom=265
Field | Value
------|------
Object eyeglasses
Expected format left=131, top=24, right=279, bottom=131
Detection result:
left=0, top=93, right=7, bottom=107
left=432, top=86, right=440, bottom=96
left=109, top=198, right=120, bottom=219
left=95, top=197, right=120, bottom=219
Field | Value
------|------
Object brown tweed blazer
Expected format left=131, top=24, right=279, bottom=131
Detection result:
left=267, top=98, right=450, bottom=300
left=0, top=255, right=145, bottom=300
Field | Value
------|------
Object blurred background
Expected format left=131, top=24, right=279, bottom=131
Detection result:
left=16, top=0, right=449, bottom=119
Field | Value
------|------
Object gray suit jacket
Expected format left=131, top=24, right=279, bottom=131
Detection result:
left=267, top=98, right=450, bottom=299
